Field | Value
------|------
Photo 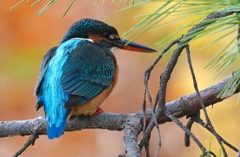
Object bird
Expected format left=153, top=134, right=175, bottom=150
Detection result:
left=35, top=18, right=157, bottom=139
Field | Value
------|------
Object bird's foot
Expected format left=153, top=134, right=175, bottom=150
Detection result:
left=91, top=108, right=104, bottom=117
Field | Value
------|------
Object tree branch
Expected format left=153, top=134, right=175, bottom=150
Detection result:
left=123, top=115, right=142, bottom=157
left=12, top=131, right=39, bottom=157
left=0, top=75, right=238, bottom=138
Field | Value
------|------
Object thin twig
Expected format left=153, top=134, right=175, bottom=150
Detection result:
left=184, top=111, right=200, bottom=147
left=140, top=37, right=181, bottom=151
left=236, top=148, right=240, bottom=157
left=192, top=115, right=238, bottom=153
left=12, top=131, right=39, bottom=157
left=185, top=45, right=212, bottom=126
left=144, top=133, right=151, bottom=157
left=185, top=45, right=228, bottom=157
left=164, top=110, right=216, bottom=157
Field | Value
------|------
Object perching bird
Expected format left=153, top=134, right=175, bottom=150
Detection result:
left=35, top=18, right=157, bottom=139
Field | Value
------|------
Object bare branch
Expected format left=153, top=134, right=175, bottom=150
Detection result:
left=1, top=75, right=236, bottom=139
left=0, top=74, right=238, bottom=157
left=12, top=132, right=39, bottom=157
left=184, top=111, right=199, bottom=147
left=185, top=45, right=228, bottom=157
left=123, top=115, right=142, bottom=157
left=164, top=110, right=216, bottom=157
left=190, top=113, right=238, bottom=152
left=141, top=38, right=181, bottom=157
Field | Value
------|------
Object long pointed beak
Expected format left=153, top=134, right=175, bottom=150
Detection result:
left=115, top=38, right=157, bottom=53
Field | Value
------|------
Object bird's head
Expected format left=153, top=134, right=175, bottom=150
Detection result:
left=62, top=18, right=157, bottom=53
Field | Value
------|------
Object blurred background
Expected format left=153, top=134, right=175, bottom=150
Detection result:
left=0, top=1, right=239, bottom=157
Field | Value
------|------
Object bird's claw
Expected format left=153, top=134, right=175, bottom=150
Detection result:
left=91, top=108, right=104, bottom=116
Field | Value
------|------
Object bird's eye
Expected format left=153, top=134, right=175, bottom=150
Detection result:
left=109, top=34, right=115, bottom=40
left=104, top=32, right=119, bottom=41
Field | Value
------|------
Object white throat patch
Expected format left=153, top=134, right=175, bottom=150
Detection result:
left=70, top=38, right=93, bottom=43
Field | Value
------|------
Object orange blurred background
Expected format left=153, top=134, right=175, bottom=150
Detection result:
left=0, top=1, right=239, bottom=157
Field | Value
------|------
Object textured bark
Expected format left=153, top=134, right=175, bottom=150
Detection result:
left=123, top=115, right=142, bottom=157
left=0, top=75, right=238, bottom=138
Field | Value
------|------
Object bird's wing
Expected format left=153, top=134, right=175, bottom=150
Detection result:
left=60, top=41, right=115, bottom=108
left=35, top=47, right=57, bottom=110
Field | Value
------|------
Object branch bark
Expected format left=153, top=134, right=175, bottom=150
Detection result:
left=0, top=75, right=238, bottom=138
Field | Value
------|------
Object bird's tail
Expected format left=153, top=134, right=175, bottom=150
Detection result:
left=46, top=110, right=69, bottom=139
left=47, top=121, right=67, bottom=139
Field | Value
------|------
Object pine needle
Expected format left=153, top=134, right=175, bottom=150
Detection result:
left=10, top=0, right=25, bottom=9
left=31, top=0, right=41, bottom=7
left=61, top=0, right=75, bottom=18
left=36, top=0, right=56, bottom=16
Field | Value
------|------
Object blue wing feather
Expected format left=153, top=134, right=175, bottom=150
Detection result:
left=35, top=47, right=57, bottom=110
left=35, top=40, right=82, bottom=139
left=60, top=41, right=115, bottom=108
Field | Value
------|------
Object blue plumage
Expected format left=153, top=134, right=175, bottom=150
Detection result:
left=37, top=39, right=80, bottom=139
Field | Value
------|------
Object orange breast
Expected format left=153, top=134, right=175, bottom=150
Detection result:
left=67, top=63, right=118, bottom=119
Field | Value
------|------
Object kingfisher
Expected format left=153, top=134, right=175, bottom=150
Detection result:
left=35, top=18, right=157, bottom=139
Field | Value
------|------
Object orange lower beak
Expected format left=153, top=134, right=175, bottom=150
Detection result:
left=115, top=38, right=157, bottom=53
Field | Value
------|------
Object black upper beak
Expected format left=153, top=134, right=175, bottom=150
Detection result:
left=115, top=38, right=157, bottom=53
